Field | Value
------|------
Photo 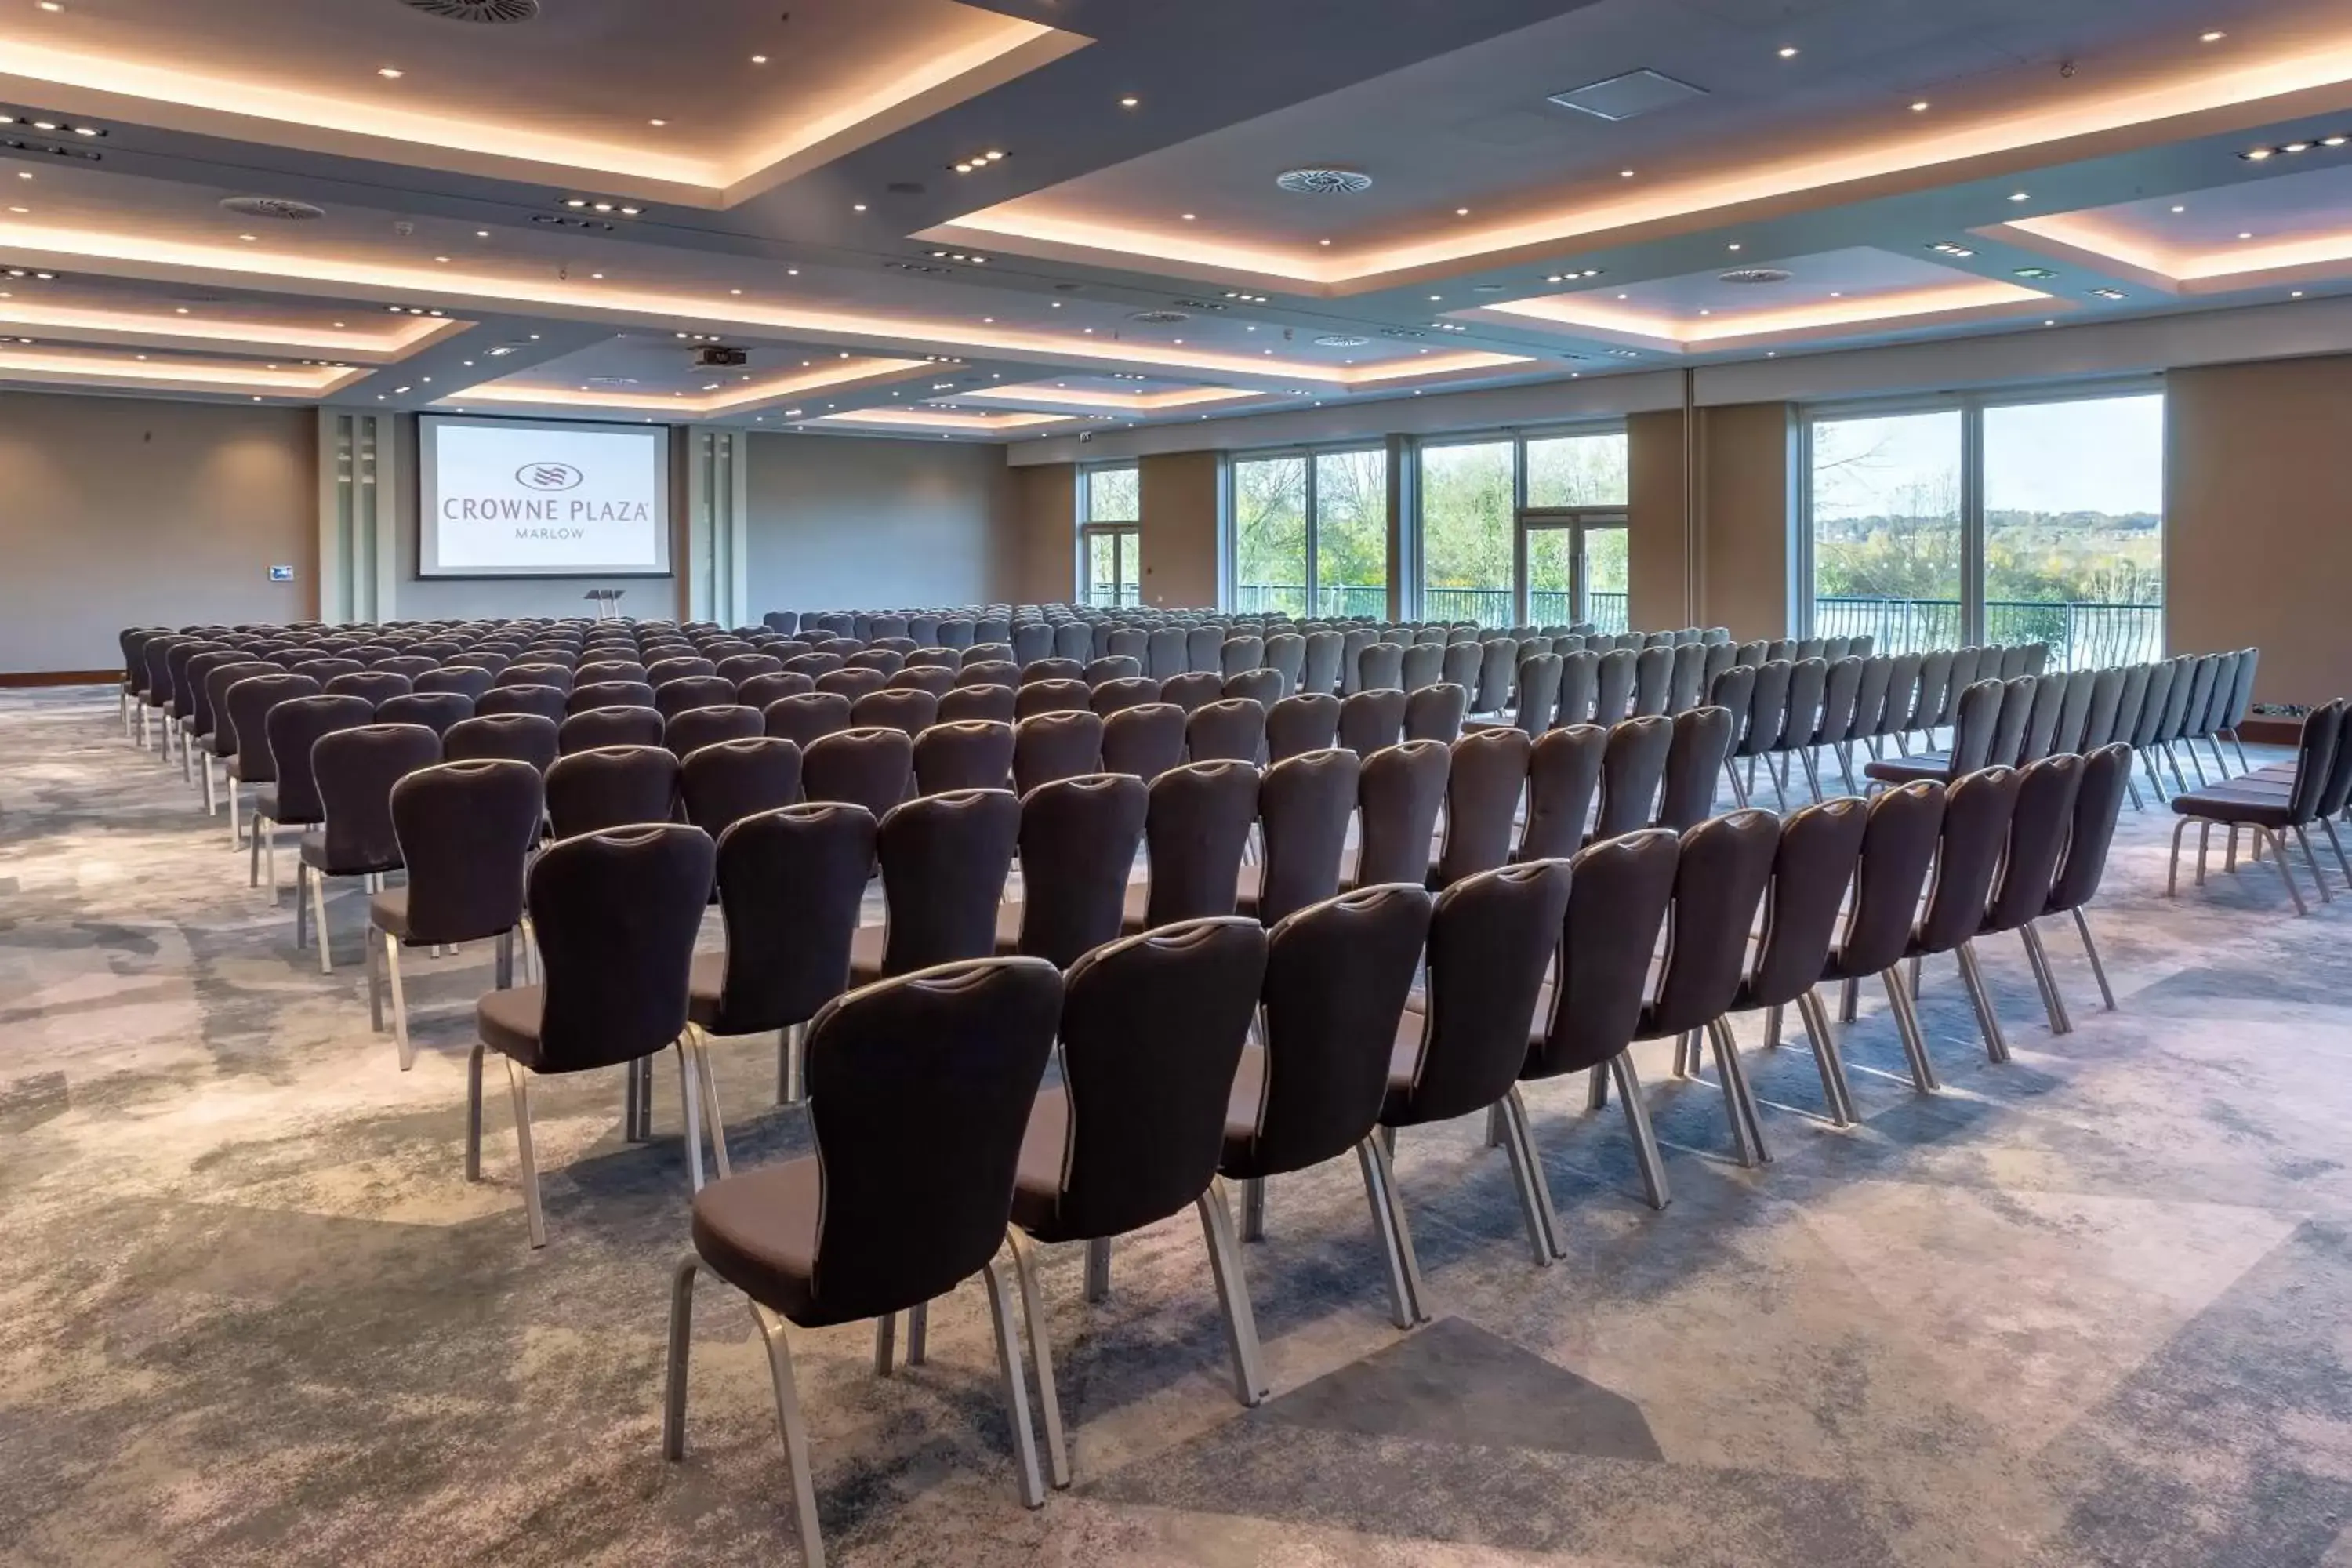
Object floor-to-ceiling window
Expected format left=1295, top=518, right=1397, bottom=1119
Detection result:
left=1802, top=389, right=2161, bottom=666
left=1521, top=430, right=1631, bottom=632
left=1418, top=438, right=1517, bottom=626
left=1228, top=445, right=1388, bottom=617
left=1080, top=463, right=1141, bottom=608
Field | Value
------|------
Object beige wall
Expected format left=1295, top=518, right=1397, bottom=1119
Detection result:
left=1138, top=450, right=1221, bottom=610
left=0, top=392, right=317, bottom=673
left=2167, top=357, right=2352, bottom=707
left=1626, top=402, right=1795, bottom=640
left=1003, top=462, right=1079, bottom=603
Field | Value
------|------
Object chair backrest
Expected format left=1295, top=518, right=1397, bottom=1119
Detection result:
left=815, top=667, right=890, bottom=706
left=1142, top=760, right=1261, bottom=926
left=2041, top=743, right=2129, bottom=916
left=800, top=956, right=1062, bottom=1322
left=1266, top=692, right=1341, bottom=763
left=1512, top=652, right=1563, bottom=734
left=1224, top=668, right=1284, bottom=709
left=2111, top=662, right=2154, bottom=750
left=1403, top=681, right=1468, bottom=745
left=1154, top=670, right=1221, bottom=714
left=1593, top=647, right=1639, bottom=724
left=1146, top=626, right=1189, bottom=681
left=2129, top=659, right=2176, bottom=749
left=912, top=719, right=1014, bottom=795
left=2310, top=699, right=2352, bottom=820
left=1223, top=634, right=1269, bottom=681
left=1299, top=630, right=1344, bottom=695
left=1549, top=648, right=1598, bottom=728
left=1657, top=704, right=1733, bottom=831
left=1642, top=808, right=1780, bottom=1036
left=1744, top=796, right=1868, bottom=1008
left=1668, top=641, right=1709, bottom=713
left=1392, top=862, right=1573, bottom=1123
left=2178, top=655, right=2222, bottom=743
left=1054, top=622, right=1094, bottom=663
left=1630, top=644, right=1673, bottom=717
left=938, top=682, right=1017, bottom=726
left=704, top=804, right=877, bottom=1034
left=1986, top=675, right=2037, bottom=768
left=1829, top=781, right=1944, bottom=978
left=1337, top=688, right=1406, bottom=756
left=887, top=665, right=958, bottom=699
left=1736, top=660, right=1792, bottom=759
left=1356, top=640, right=1405, bottom=694
left=444, top=712, right=560, bottom=772
left=474, top=684, right=567, bottom=725
left=1915, top=766, right=2024, bottom=956
left=263, top=694, right=376, bottom=822
left=1047, top=918, right=1269, bottom=1236
left=1948, top=679, right=2007, bottom=775
left=802, top=726, right=915, bottom=821
left=1432, top=728, right=1527, bottom=887
left=1349, top=738, right=1447, bottom=888
left=1529, top=829, right=1679, bottom=1077
left=849, top=688, right=937, bottom=740
left=1516, top=723, right=1605, bottom=862
left=227, top=673, right=326, bottom=780
left=1100, top=702, right=1188, bottom=780
left=324, top=670, right=412, bottom=710
left=1468, top=639, right=1513, bottom=713
left=1014, top=773, right=1149, bottom=967
left=292, top=656, right=366, bottom=686
left=1847, top=656, right=1892, bottom=744
left=1020, top=656, right=1085, bottom=688
left=2285, top=700, right=2348, bottom=823
left=681, top=736, right=803, bottom=840
left=1399, top=641, right=1444, bottom=694
left=1256, top=748, right=1362, bottom=925
left=544, top=742, right=680, bottom=837
left=2155, top=655, right=2198, bottom=742
left=570, top=679, right=658, bottom=714
left=390, top=760, right=543, bottom=945
left=1012, top=709, right=1104, bottom=793
left=2016, top=670, right=2069, bottom=764
left=1440, top=640, right=1483, bottom=694
left=1594, top=714, right=1674, bottom=840
left=1235, top=885, right=1432, bottom=1175
left=876, top=789, right=1021, bottom=976
left=528, top=823, right=717, bottom=1073
left=1984, top=752, right=2084, bottom=935
left=1778, top=658, right=1828, bottom=751
left=2051, top=666, right=2098, bottom=756
left=1183, top=697, right=1264, bottom=764
left=499, top=661, right=576, bottom=694
left=666, top=703, right=764, bottom=760
left=1185, top=624, right=1225, bottom=673
left=1907, top=649, right=1954, bottom=732
left=2222, top=648, right=2259, bottom=732
left=1706, top=662, right=1756, bottom=754
left=311, top=723, right=444, bottom=873
left=561, top=705, right=666, bottom=755
left=1089, top=675, right=1161, bottom=717
left=735, top=672, right=816, bottom=712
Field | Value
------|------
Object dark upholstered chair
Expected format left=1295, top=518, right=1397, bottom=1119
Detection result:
left=1723, top=797, right=1871, bottom=1127
left=1910, top=766, right=2026, bottom=1066
left=2169, top=699, right=2344, bottom=917
left=1657, top=705, right=1734, bottom=830
left=657, top=674, right=741, bottom=719
left=1593, top=715, right=1673, bottom=841
left=1266, top=692, right=1341, bottom=764
left=1641, top=809, right=1781, bottom=1167
left=373, top=759, right=543, bottom=1069
left=848, top=789, right=1021, bottom=984
left=474, top=684, right=568, bottom=726
left=444, top=713, right=559, bottom=772
left=737, top=671, right=816, bottom=712
left=1123, top=760, right=1261, bottom=933
left=497, top=662, right=575, bottom=695
left=665, top=703, right=764, bottom=760
left=663, top=956, right=1065, bottom=1554
left=681, top=736, right=802, bottom=843
left=1012, top=710, right=1103, bottom=795
left=1160, top=670, right=1225, bottom=715
left=545, top=744, right=680, bottom=839
left=692, top=803, right=877, bottom=1104
left=1348, top=739, right=1449, bottom=891
left=325, top=670, right=412, bottom=710
left=420, top=669, right=497, bottom=703
left=2045, top=743, right=2135, bottom=1015
left=378, top=690, right=477, bottom=737
left=561, top=706, right=666, bottom=755
left=997, top=773, right=1147, bottom=967
left=1523, top=829, right=1681, bottom=1211
left=1243, top=748, right=1359, bottom=926
left=764, top=691, right=853, bottom=751
left=1186, top=698, right=1266, bottom=765
left=939, top=683, right=1017, bottom=726
left=1100, top=702, right=1186, bottom=780
left=648, top=655, right=719, bottom=685
left=1403, top=681, right=1468, bottom=746
left=851, top=687, right=938, bottom=739
left=1381, top=861, right=1575, bottom=1294
left=223, top=671, right=323, bottom=845
left=1515, top=723, right=1604, bottom=862
left=1430, top=727, right=1526, bottom=888
left=1088, top=675, right=1162, bottom=717
left=299, top=723, right=443, bottom=973
left=475, top=824, right=719, bottom=1247
left=802, top=726, right=914, bottom=822
left=569, top=679, right=657, bottom=714
left=1014, top=677, right=1092, bottom=720
left=1221, top=885, right=1434, bottom=1329
left=1337, top=688, right=1405, bottom=757
left=1820, top=781, right=1946, bottom=1093
left=252, top=692, right=373, bottom=895
left=1009, top=917, right=1272, bottom=1483
left=914, top=719, right=1015, bottom=795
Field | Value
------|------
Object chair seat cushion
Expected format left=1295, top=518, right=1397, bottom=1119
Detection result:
left=684, top=949, right=728, bottom=1030
left=993, top=897, right=1025, bottom=956
left=476, top=985, right=546, bottom=1068
left=847, top=921, right=886, bottom=985
left=299, top=830, right=401, bottom=876
left=1219, top=1042, right=1268, bottom=1172
left=1863, top=753, right=1950, bottom=786
left=2172, top=788, right=2294, bottom=827
left=691, top=1156, right=822, bottom=1323
left=1008, top=1087, right=1073, bottom=1237
left=369, top=887, right=410, bottom=938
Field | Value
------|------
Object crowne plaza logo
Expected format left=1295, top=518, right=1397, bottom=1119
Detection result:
left=516, top=461, right=585, bottom=492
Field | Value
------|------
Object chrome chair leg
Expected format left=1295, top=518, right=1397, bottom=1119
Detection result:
left=660, top=1254, right=699, bottom=1458
left=1004, top=1229, right=1072, bottom=1487
left=2263, top=827, right=2310, bottom=916
left=1585, top=1058, right=1610, bottom=1111
left=2071, top=908, right=2118, bottom=1011
left=1795, top=989, right=1857, bottom=1126
left=505, top=1057, right=546, bottom=1247
left=1081, top=1237, right=1112, bottom=1302
left=688, top=1026, right=731, bottom=1181
left=906, top=1301, right=926, bottom=1366
left=1609, top=1054, right=1671, bottom=1210
left=2020, top=923, right=2072, bottom=1035
left=980, top=1254, right=1049, bottom=1511
left=777, top=1020, right=806, bottom=1105
left=385, top=935, right=413, bottom=1069
left=873, top=1312, right=897, bottom=1377
left=2166, top=817, right=2192, bottom=896
left=1499, top=1087, right=1564, bottom=1261
left=1352, top=1137, right=1423, bottom=1329
left=1705, top=1018, right=1768, bottom=1166
left=1882, top=967, right=1940, bottom=1093
left=249, top=812, right=266, bottom=889
left=1240, top=1175, right=1266, bottom=1243
left=747, top=1301, right=830, bottom=1568
left=495, top=929, right=514, bottom=990
left=1955, top=940, right=2010, bottom=1063
left=1839, top=975, right=1859, bottom=1023
left=2295, top=826, right=2335, bottom=905
left=673, top=1040, right=707, bottom=1193
left=464, top=1044, right=485, bottom=1181
left=310, top=867, right=334, bottom=974
left=365, top=925, right=385, bottom=1032
left=1196, top=1178, right=1271, bottom=1406
left=292, top=862, right=309, bottom=950
left=2325, top=819, right=2352, bottom=887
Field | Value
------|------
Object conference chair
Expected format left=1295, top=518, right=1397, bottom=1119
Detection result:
left=1979, top=752, right=2087, bottom=1038
left=1265, top=693, right=1341, bottom=764
left=545, top=744, right=681, bottom=840
left=1337, top=688, right=1405, bottom=756
left=938, top=684, right=1018, bottom=727
left=1403, top=681, right=1468, bottom=746
left=474, top=684, right=567, bottom=726
left=1515, top=724, right=1606, bottom=862
left=763, top=691, right=853, bottom=752
left=222, top=672, right=324, bottom=848
left=1243, top=748, right=1359, bottom=926
left=252, top=693, right=374, bottom=895
left=680, top=737, right=803, bottom=843
left=848, top=789, right=1021, bottom=985
left=1011, top=710, right=1103, bottom=795
left=569, top=679, right=657, bottom=714
left=802, top=727, right=916, bottom=824
left=1428, top=728, right=1526, bottom=889
left=996, top=773, right=1149, bottom=967
left=1910, top=767, right=2027, bottom=1065
left=475, top=823, right=720, bottom=1248
left=561, top=706, right=666, bottom=756
left=1122, top=760, right=1261, bottom=933
left=1593, top=715, right=1674, bottom=843
left=2168, top=699, right=2345, bottom=916
left=913, top=720, right=1015, bottom=796
left=1186, top=698, right=1266, bottom=765
left=372, top=759, right=543, bottom=1070
left=1641, top=809, right=1782, bottom=1167
left=1014, top=678, right=1093, bottom=720
left=1349, top=739, right=1449, bottom=891
left=298, top=724, right=444, bottom=973
left=1720, top=797, right=1871, bottom=1127
left=1160, top=670, right=1225, bottom=714
left=1656, top=705, right=1734, bottom=831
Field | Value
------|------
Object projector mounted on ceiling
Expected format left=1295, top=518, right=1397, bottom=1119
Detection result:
left=693, top=346, right=749, bottom=368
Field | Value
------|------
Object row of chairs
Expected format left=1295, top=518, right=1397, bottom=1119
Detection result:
left=2166, top=695, right=2352, bottom=916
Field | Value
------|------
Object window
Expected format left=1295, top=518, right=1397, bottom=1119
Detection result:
left=1228, top=445, right=1388, bottom=618
left=1803, top=391, right=2162, bottom=667
left=1519, top=430, right=1629, bottom=632
left=1080, top=463, right=1140, bottom=608
left=1417, top=438, right=1515, bottom=626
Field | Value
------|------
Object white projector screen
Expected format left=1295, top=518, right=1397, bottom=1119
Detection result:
left=419, top=415, right=671, bottom=578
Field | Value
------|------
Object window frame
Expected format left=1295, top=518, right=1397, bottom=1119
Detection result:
left=1224, top=440, right=1387, bottom=618
left=1410, top=420, right=1629, bottom=626
left=1796, top=376, right=2163, bottom=653
left=1076, top=460, right=1142, bottom=608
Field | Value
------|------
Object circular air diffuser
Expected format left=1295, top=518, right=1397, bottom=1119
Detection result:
left=1718, top=267, right=1793, bottom=285
left=398, top=0, right=540, bottom=20
left=1312, top=335, right=1371, bottom=348
left=219, top=196, right=325, bottom=221
left=1128, top=310, right=1190, bottom=325
left=1275, top=168, right=1373, bottom=196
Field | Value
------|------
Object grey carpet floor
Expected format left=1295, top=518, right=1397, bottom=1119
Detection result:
left=5, top=685, right=2350, bottom=1566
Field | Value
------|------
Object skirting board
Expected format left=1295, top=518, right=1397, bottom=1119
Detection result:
left=0, top=670, right=117, bottom=688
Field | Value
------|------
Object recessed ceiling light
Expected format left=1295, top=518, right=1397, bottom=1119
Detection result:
left=475, top=230, right=488, bottom=238
left=2042, top=320, right=2055, bottom=327
left=1727, top=242, right=1742, bottom=251
left=2089, top=287, right=2125, bottom=299
left=377, top=66, right=403, bottom=78
left=2201, top=30, right=2225, bottom=42
left=1319, top=238, right=1331, bottom=246
left=851, top=204, right=866, bottom=212
left=1620, top=169, right=1635, bottom=178
left=2243, top=147, right=2274, bottom=160
left=1181, top=212, right=1196, bottom=220
left=1120, top=96, right=1138, bottom=107
left=2238, top=231, right=2253, bottom=240
left=750, top=53, right=768, bottom=64
left=434, top=255, right=449, bottom=262
left=2008, top=191, right=2030, bottom=201
left=2292, top=289, right=2306, bottom=297
left=238, top=234, right=257, bottom=241
left=16, top=171, right=31, bottom=180
left=1911, top=100, right=1929, bottom=112
left=2171, top=205, right=2186, bottom=213
left=1777, top=45, right=1798, bottom=57
left=1455, top=207, right=1469, bottom=216
left=648, top=118, right=667, bottom=127
left=175, top=307, right=187, bottom=314
left=1428, top=293, right=1442, bottom=301
left=5, top=206, right=24, bottom=213
left=37, top=2, right=62, bottom=10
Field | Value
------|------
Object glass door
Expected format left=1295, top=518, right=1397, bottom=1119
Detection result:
left=1581, top=522, right=1629, bottom=633
left=1516, top=513, right=1628, bottom=629
left=1082, top=526, right=1139, bottom=608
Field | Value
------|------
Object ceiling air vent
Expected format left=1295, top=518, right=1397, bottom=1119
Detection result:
left=220, top=196, right=324, bottom=221
left=1275, top=168, right=1372, bottom=196
left=398, top=0, right=540, bottom=20
left=1128, top=310, right=1189, bottom=324
left=1168, top=297, right=1229, bottom=311
left=1718, top=267, right=1792, bottom=285
left=1379, top=327, right=1427, bottom=339
left=1313, top=335, right=1371, bottom=347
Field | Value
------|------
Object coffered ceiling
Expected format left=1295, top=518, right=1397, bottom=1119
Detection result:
left=2, top=0, right=2350, bottom=441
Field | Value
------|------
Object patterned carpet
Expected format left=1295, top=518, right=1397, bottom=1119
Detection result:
left=5, top=684, right=2350, bottom=1567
